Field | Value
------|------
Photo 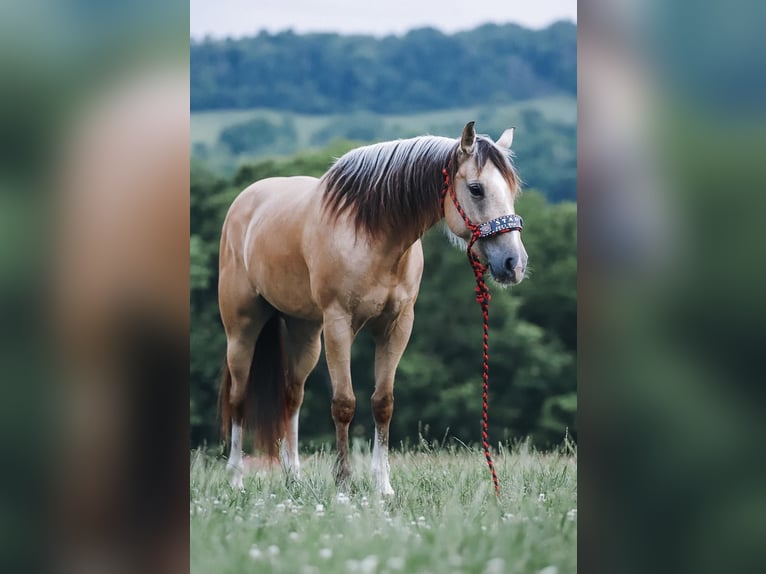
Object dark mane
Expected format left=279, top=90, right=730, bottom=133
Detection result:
left=321, top=135, right=519, bottom=238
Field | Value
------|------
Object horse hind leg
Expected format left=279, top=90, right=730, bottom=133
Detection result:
left=280, top=318, right=322, bottom=476
left=220, top=302, right=275, bottom=489
left=223, top=329, right=259, bottom=489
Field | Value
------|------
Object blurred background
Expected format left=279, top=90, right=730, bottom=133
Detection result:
left=189, top=3, right=578, bottom=453
left=579, top=0, right=766, bottom=572
left=0, top=1, right=189, bottom=573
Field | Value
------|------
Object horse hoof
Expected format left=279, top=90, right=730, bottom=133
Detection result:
left=227, top=462, right=244, bottom=490
left=380, top=484, right=395, bottom=497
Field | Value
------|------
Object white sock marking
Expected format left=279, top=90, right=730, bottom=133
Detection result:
left=371, top=428, right=394, bottom=496
left=280, top=411, right=301, bottom=476
left=227, top=421, right=244, bottom=489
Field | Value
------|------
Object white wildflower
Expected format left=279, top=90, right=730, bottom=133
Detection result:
left=538, top=493, right=546, bottom=503
left=483, top=557, right=506, bottom=574
left=267, top=545, right=280, bottom=557
left=337, top=492, right=351, bottom=504
left=359, top=555, right=378, bottom=574
left=319, top=548, right=333, bottom=559
left=387, top=556, right=405, bottom=570
left=315, top=503, right=325, bottom=515
left=248, top=546, right=262, bottom=560
left=289, top=531, right=300, bottom=541
left=566, top=508, right=577, bottom=521
left=538, top=567, right=558, bottom=574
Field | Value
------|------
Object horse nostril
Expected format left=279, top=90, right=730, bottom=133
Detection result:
left=504, top=256, right=516, bottom=272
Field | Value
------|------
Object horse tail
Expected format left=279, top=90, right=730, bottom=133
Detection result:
left=219, top=313, right=290, bottom=459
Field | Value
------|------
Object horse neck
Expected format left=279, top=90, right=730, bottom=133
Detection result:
left=368, top=207, right=445, bottom=266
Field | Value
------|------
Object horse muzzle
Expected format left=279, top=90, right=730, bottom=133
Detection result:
left=487, top=251, right=527, bottom=285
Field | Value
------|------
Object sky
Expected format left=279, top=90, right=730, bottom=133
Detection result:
left=190, top=0, right=577, bottom=39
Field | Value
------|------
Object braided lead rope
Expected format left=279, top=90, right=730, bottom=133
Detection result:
left=441, top=162, right=513, bottom=498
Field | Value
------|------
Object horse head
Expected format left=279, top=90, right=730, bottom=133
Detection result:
left=444, top=121, right=528, bottom=285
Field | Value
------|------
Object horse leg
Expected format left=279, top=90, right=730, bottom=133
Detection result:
left=370, top=304, right=416, bottom=496
left=280, top=318, right=322, bottom=476
left=223, top=300, right=273, bottom=489
left=323, top=308, right=356, bottom=491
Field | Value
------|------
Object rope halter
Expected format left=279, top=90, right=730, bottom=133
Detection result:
left=440, top=159, right=523, bottom=497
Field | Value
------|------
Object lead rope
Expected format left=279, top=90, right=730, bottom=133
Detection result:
left=441, top=162, right=510, bottom=498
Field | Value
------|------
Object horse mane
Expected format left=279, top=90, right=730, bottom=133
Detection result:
left=320, top=135, right=519, bottom=238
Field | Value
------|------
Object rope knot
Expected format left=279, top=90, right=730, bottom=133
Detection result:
left=475, top=291, right=490, bottom=304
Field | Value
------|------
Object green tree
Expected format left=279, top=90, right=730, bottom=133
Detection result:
left=190, top=22, right=576, bottom=113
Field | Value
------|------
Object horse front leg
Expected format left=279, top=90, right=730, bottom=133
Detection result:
left=370, top=303, right=415, bottom=496
left=323, top=309, right=356, bottom=492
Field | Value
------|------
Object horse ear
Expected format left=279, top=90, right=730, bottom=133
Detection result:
left=496, top=127, right=515, bottom=150
left=460, top=121, right=476, bottom=155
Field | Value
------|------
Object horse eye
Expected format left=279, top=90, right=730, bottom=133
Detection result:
left=468, top=183, right=484, bottom=198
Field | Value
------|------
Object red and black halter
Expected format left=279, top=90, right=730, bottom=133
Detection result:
left=440, top=159, right=523, bottom=497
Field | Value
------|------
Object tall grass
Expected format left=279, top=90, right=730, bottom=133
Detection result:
left=190, top=440, right=576, bottom=574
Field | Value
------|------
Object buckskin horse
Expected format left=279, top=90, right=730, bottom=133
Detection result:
left=218, top=121, right=527, bottom=494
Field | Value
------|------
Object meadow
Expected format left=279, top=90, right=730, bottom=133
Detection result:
left=190, top=440, right=576, bottom=574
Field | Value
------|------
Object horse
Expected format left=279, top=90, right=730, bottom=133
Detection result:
left=218, top=121, right=527, bottom=495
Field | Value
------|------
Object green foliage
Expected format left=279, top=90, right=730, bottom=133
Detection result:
left=190, top=144, right=576, bottom=450
left=218, top=115, right=297, bottom=155
left=191, top=22, right=576, bottom=113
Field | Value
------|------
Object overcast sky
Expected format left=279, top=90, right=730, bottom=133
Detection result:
left=191, top=0, right=577, bottom=39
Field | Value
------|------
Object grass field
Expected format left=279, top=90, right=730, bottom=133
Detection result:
left=190, top=441, right=576, bottom=574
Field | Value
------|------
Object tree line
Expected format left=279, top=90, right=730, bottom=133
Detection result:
left=191, top=21, right=576, bottom=113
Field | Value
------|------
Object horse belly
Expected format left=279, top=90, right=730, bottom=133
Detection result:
left=261, top=277, right=322, bottom=321
left=250, top=234, right=322, bottom=321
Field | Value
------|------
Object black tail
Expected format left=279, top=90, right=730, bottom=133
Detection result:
left=219, top=314, right=290, bottom=458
